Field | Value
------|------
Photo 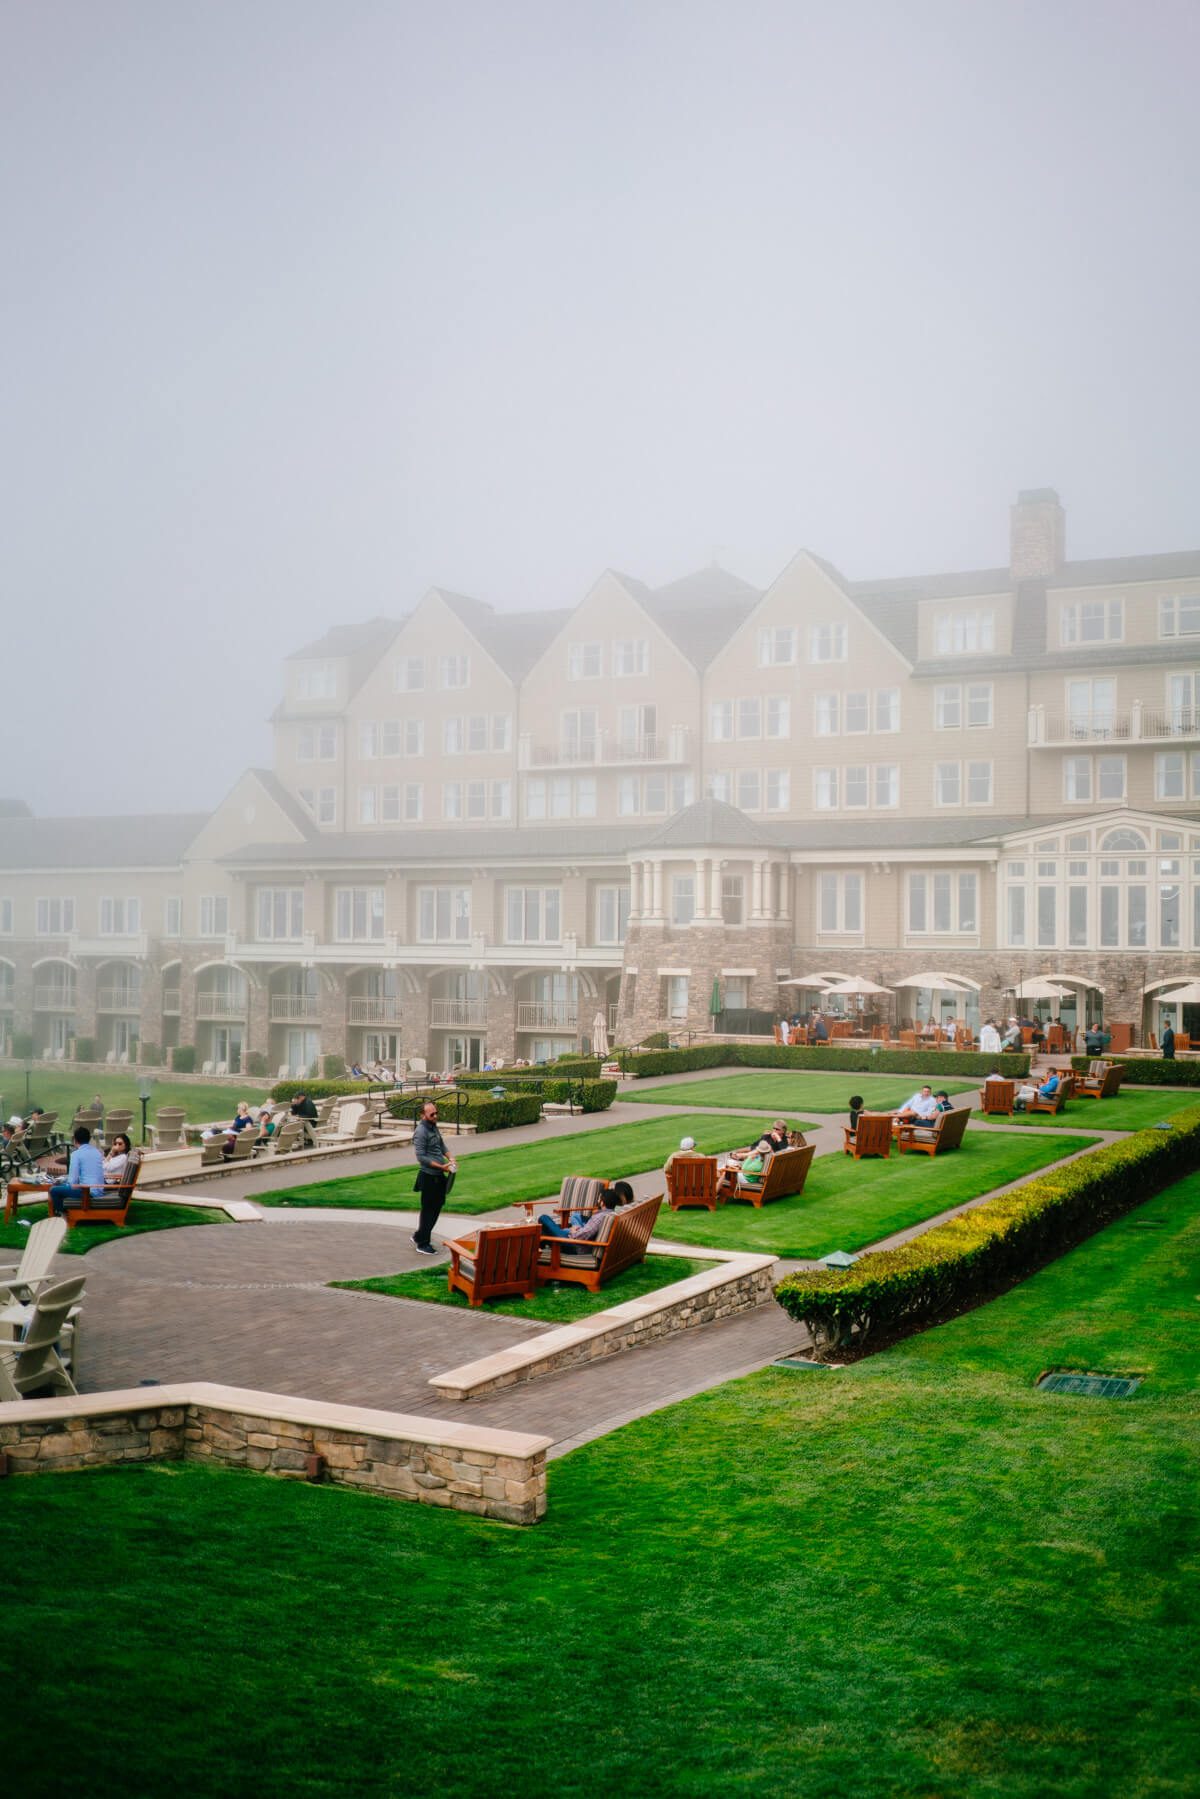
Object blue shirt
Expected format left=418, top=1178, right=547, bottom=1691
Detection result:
left=68, top=1142, right=106, bottom=1195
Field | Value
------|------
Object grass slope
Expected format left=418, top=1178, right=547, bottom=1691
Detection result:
left=974, top=1088, right=1200, bottom=1130
left=628, top=1070, right=979, bottom=1112
left=259, top=1112, right=815, bottom=1213
left=0, top=1199, right=221, bottom=1256
left=4, top=1175, right=1197, bottom=1797
left=334, top=1253, right=711, bottom=1322
left=657, top=1131, right=1099, bottom=1257
left=2, top=1068, right=267, bottom=1126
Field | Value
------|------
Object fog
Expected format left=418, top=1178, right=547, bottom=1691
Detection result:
left=3, top=0, right=1197, bottom=816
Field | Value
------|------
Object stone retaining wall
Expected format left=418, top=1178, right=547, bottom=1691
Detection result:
left=0, top=1382, right=550, bottom=1524
left=430, top=1251, right=777, bottom=1401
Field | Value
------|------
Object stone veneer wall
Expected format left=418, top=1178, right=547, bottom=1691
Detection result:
left=0, top=1383, right=550, bottom=1525
left=432, top=1253, right=777, bottom=1401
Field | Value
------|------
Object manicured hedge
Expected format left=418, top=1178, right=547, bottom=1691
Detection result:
left=1070, top=1055, right=1200, bottom=1088
left=384, top=1091, right=543, bottom=1133
left=775, top=1105, right=1200, bottom=1354
left=271, top=1078, right=374, bottom=1102
left=619, top=1044, right=1030, bottom=1079
left=448, top=1073, right=619, bottom=1114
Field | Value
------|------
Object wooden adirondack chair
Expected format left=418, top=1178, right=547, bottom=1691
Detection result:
left=981, top=1079, right=1016, bottom=1116
left=723, top=1144, right=814, bottom=1207
left=537, top=1194, right=663, bottom=1293
left=896, top=1106, right=971, bottom=1157
left=843, top=1112, right=892, bottom=1158
left=0, top=1274, right=85, bottom=1400
left=1077, top=1062, right=1124, bottom=1099
left=666, top=1154, right=721, bottom=1210
left=64, top=1149, right=143, bottom=1229
left=445, top=1223, right=541, bottom=1307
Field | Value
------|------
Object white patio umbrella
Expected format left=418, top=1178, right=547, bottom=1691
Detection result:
left=591, top=1009, right=610, bottom=1056
left=1152, top=980, right=1200, bottom=1006
left=820, top=977, right=893, bottom=997
left=778, top=973, right=838, bottom=989
left=1008, top=977, right=1074, bottom=1002
left=892, top=971, right=972, bottom=992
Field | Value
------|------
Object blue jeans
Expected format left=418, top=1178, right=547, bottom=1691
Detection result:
left=49, top=1182, right=91, bottom=1218
left=538, top=1213, right=571, bottom=1237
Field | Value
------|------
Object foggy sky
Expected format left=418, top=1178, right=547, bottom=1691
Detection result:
left=4, top=0, right=1198, bottom=817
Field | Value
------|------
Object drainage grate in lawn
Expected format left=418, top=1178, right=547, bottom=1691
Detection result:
left=1036, top=1369, right=1143, bottom=1399
left=773, top=1356, right=832, bottom=1371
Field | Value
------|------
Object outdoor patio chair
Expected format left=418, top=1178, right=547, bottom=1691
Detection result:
left=981, top=1079, right=1016, bottom=1116
left=445, top=1223, right=541, bottom=1307
left=1077, top=1063, right=1124, bottom=1099
left=0, top=1215, right=67, bottom=1306
left=64, top=1148, right=143, bottom=1228
left=0, top=1274, right=86, bottom=1400
left=896, top=1106, right=971, bottom=1156
left=843, top=1112, right=892, bottom=1158
left=722, top=1143, right=814, bottom=1207
left=666, top=1154, right=720, bottom=1210
left=149, top=1107, right=188, bottom=1150
left=103, top=1110, right=134, bottom=1143
left=536, top=1193, right=664, bottom=1293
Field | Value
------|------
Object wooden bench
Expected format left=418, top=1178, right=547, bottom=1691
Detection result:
left=1026, top=1074, right=1074, bottom=1115
left=723, top=1143, right=814, bottom=1207
left=895, top=1106, right=970, bottom=1157
left=843, top=1112, right=893, bottom=1159
left=537, top=1193, right=663, bottom=1293
left=1077, top=1062, right=1124, bottom=1099
left=63, top=1150, right=144, bottom=1229
left=445, top=1223, right=541, bottom=1307
left=981, top=1079, right=1016, bottom=1117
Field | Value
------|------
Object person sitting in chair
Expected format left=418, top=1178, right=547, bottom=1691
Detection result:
left=289, top=1092, right=319, bottom=1146
left=539, top=1181, right=633, bottom=1240
left=1016, top=1070, right=1060, bottom=1110
left=753, top=1119, right=794, bottom=1156
left=47, top=1126, right=106, bottom=1218
left=103, top=1132, right=132, bottom=1186
left=933, top=1090, right=954, bottom=1114
left=895, top=1086, right=938, bottom=1125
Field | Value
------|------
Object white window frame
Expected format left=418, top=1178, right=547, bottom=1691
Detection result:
left=1060, top=598, right=1123, bottom=646
left=757, top=625, right=797, bottom=666
left=417, top=886, right=471, bottom=943
left=567, top=641, right=603, bottom=680
left=611, top=638, right=649, bottom=677
left=808, top=621, right=848, bottom=663
left=334, top=887, right=385, bottom=942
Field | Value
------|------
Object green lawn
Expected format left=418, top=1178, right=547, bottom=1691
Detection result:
left=655, top=1130, right=1100, bottom=1257
left=333, top=1253, right=712, bottom=1322
left=259, top=1112, right=815, bottom=1213
left=627, top=1070, right=979, bottom=1112
left=4, top=1173, right=1196, bottom=1797
left=0, top=1199, right=222, bottom=1257
left=975, top=1087, right=1200, bottom=1130
left=1, top=1067, right=269, bottom=1127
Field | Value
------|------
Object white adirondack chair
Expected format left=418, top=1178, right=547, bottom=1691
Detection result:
left=0, top=1275, right=85, bottom=1400
left=0, top=1215, right=67, bottom=1306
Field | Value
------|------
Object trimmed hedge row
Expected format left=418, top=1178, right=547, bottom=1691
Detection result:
left=271, top=1078, right=376, bottom=1102
left=384, top=1091, right=543, bottom=1133
left=775, top=1105, right=1200, bottom=1354
left=619, top=1044, right=1030, bottom=1079
left=447, top=1073, right=619, bottom=1114
left=1070, top=1055, right=1200, bottom=1088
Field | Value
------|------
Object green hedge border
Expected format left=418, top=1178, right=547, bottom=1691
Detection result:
left=384, top=1091, right=544, bottom=1133
left=775, top=1105, right=1200, bottom=1354
left=620, top=1044, right=1030, bottom=1079
left=1070, top=1055, right=1200, bottom=1088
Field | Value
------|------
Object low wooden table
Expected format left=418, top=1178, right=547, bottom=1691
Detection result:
left=4, top=1179, right=52, bottom=1225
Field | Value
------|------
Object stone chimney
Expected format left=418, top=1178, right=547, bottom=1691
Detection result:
left=1009, top=488, right=1065, bottom=581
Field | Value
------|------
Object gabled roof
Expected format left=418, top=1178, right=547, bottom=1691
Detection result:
left=644, top=566, right=762, bottom=670
left=642, top=798, right=782, bottom=850
left=0, top=812, right=209, bottom=870
left=246, top=770, right=319, bottom=841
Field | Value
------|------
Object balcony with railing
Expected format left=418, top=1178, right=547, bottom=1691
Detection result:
left=348, top=996, right=402, bottom=1025
left=196, top=991, right=248, bottom=1020
left=1028, top=704, right=1200, bottom=747
left=33, top=986, right=75, bottom=1012
left=519, top=726, right=691, bottom=769
left=430, top=998, right=487, bottom=1028
left=269, top=994, right=322, bottom=1022
left=97, top=987, right=142, bottom=1013
left=516, top=1002, right=578, bottom=1032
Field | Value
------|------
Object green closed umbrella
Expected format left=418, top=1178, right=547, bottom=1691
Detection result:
left=710, top=977, right=721, bottom=1017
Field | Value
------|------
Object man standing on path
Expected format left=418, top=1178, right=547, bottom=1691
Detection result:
left=411, top=1098, right=456, bottom=1256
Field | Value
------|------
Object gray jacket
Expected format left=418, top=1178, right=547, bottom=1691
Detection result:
left=413, top=1116, right=449, bottom=1174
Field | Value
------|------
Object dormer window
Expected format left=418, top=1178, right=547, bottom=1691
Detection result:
left=293, top=661, right=337, bottom=699
left=1159, top=594, right=1200, bottom=637
left=1060, top=598, right=1122, bottom=645
left=934, top=610, right=994, bottom=654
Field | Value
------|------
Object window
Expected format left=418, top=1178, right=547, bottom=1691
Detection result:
left=818, top=872, right=862, bottom=933
left=35, top=898, right=76, bottom=936
left=465, top=780, right=487, bottom=819
left=1006, top=887, right=1026, bottom=946
left=757, top=625, right=796, bottom=666
left=908, top=872, right=977, bottom=934
left=164, top=898, right=182, bottom=938
left=736, top=769, right=761, bottom=811
left=404, top=719, right=424, bottom=756
left=380, top=721, right=401, bottom=757
left=567, top=641, right=602, bottom=680
left=809, top=622, right=847, bottom=662
left=443, top=718, right=464, bottom=754
left=1100, top=828, right=1146, bottom=851
left=844, top=691, right=869, bottom=734
left=721, top=876, right=744, bottom=925
left=737, top=697, right=761, bottom=739
left=1064, top=757, right=1092, bottom=802
left=444, top=714, right=487, bottom=753
left=723, top=976, right=750, bottom=1009
left=966, top=761, right=993, bottom=805
left=618, top=703, right=657, bottom=751
left=1061, top=598, right=1123, bottom=645
left=442, top=783, right=462, bottom=820
left=965, top=683, right=993, bottom=727
left=874, top=764, right=899, bottom=808
left=618, top=776, right=640, bottom=816
left=359, top=723, right=379, bottom=759
left=644, top=772, right=668, bottom=813
left=1157, top=752, right=1186, bottom=800
left=199, top=896, right=228, bottom=938
left=381, top=785, right=401, bottom=822
left=1161, top=883, right=1182, bottom=948
left=335, top=888, right=385, bottom=941
left=576, top=776, right=597, bottom=817
left=934, top=610, right=994, bottom=654
left=492, top=714, right=513, bottom=751
left=1068, top=886, right=1088, bottom=947
left=358, top=786, right=378, bottom=824
left=417, top=887, right=470, bottom=942
left=1160, top=594, right=1200, bottom=638
left=670, top=771, right=694, bottom=810
left=765, top=769, right=791, bottom=811
left=594, top=885, right=630, bottom=944
left=707, top=771, right=732, bottom=802
left=561, top=708, right=598, bottom=755
left=664, top=975, right=689, bottom=1021
left=934, top=686, right=961, bottom=729
left=255, top=888, right=304, bottom=941
left=935, top=763, right=961, bottom=806
left=438, top=654, right=470, bottom=689
left=1066, top=678, right=1116, bottom=735
left=874, top=689, right=900, bottom=732
left=1097, top=755, right=1126, bottom=802
left=709, top=700, right=734, bottom=741
left=612, top=638, right=649, bottom=676
left=99, top=898, right=141, bottom=937
left=394, top=657, right=424, bottom=691
left=403, top=783, right=423, bottom=822
left=294, top=661, right=337, bottom=699
left=814, top=768, right=839, bottom=810
left=525, top=780, right=547, bottom=820
left=298, top=723, right=337, bottom=761
left=814, top=694, right=840, bottom=736
left=766, top=696, right=790, bottom=739
left=491, top=780, right=512, bottom=819
left=1036, top=886, right=1057, bottom=947
left=505, top=888, right=561, bottom=944
left=844, top=766, right=868, bottom=808
left=671, top=876, right=695, bottom=926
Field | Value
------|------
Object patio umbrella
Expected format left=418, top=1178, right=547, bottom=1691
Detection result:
left=591, top=1009, right=610, bottom=1057
left=820, top=978, right=893, bottom=997
left=778, top=973, right=836, bottom=989
left=1152, top=980, right=1200, bottom=1006
left=709, top=976, right=721, bottom=1019
left=891, top=971, right=972, bottom=992
left=1008, top=977, right=1074, bottom=1001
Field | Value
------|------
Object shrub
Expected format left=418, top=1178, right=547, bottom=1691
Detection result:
left=1070, top=1055, right=1200, bottom=1088
left=244, top=1050, right=267, bottom=1077
left=621, top=1046, right=729, bottom=1078
left=11, top=1031, right=33, bottom=1059
left=384, top=1091, right=543, bottom=1133
left=139, top=1041, right=161, bottom=1066
left=549, top=1057, right=602, bottom=1077
left=321, top=1053, right=346, bottom=1079
left=271, top=1078, right=369, bottom=1103
left=73, top=1036, right=95, bottom=1063
left=170, top=1045, right=196, bottom=1073
left=640, top=1032, right=672, bottom=1050
left=619, top=1044, right=1029, bottom=1080
left=775, top=1105, right=1200, bottom=1354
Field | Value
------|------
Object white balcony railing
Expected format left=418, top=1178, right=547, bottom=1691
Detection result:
left=519, top=727, right=691, bottom=769
left=347, top=996, right=402, bottom=1025
left=96, top=987, right=142, bottom=1012
left=33, top=987, right=75, bottom=1012
left=430, top=999, right=487, bottom=1028
left=269, top=995, right=321, bottom=1022
left=516, top=1003, right=578, bottom=1031
left=196, top=992, right=248, bottom=1019
left=1028, top=704, right=1200, bottom=747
